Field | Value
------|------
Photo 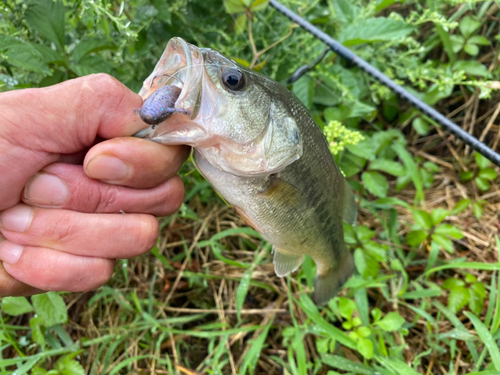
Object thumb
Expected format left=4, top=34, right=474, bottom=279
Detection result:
left=0, top=74, right=146, bottom=210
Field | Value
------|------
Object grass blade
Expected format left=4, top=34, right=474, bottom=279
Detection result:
left=465, top=311, right=500, bottom=370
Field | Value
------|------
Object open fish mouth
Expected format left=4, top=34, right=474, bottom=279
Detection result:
left=138, top=37, right=203, bottom=117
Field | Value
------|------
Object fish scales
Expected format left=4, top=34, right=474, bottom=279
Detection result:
left=135, top=37, right=357, bottom=305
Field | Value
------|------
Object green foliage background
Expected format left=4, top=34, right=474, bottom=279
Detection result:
left=2, top=0, right=500, bottom=374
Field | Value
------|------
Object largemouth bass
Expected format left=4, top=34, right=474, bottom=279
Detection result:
left=136, top=37, right=357, bottom=305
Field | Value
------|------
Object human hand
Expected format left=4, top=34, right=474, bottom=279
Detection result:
left=0, top=74, right=188, bottom=296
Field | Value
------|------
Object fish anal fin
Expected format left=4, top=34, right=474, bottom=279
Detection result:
left=314, top=249, right=354, bottom=305
left=273, top=247, right=305, bottom=277
left=342, top=179, right=358, bottom=225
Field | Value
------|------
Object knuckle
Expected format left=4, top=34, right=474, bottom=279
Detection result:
left=96, top=185, right=120, bottom=212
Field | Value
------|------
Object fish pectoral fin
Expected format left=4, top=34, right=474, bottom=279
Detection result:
left=258, top=175, right=302, bottom=207
left=314, top=249, right=354, bottom=305
left=273, top=247, right=304, bottom=277
left=342, top=179, right=358, bottom=225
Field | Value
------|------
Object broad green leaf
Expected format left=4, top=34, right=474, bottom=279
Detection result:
left=413, top=210, right=432, bottom=230
left=405, top=230, right=428, bottom=247
left=71, top=39, right=116, bottom=63
left=375, top=0, right=396, bottom=13
left=234, top=13, right=247, bottom=35
left=54, top=356, right=85, bottom=375
left=357, top=337, right=373, bottom=359
left=478, top=167, right=497, bottom=180
left=473, top=202, right=484, bottom=219
left=470, top=282, right=486, bottom=315
left=442, top=278, right=465, bottom=290
left=338, top=297, right=357, bottom=320
left=347, top=138, right=376, bottom=160
left=369, top=159, right=405, bottom=176
left=459, top=15, right=481, bottom=37
left=73, top=55, right=113, bottom=76
left=33, top=43, right=64, bottom=64
left=151, top=0, right=172, bottom=23
left=1, top=296, right=33, bottom=315
left=25, top=0, right=65, bottom=51
left=224, top=0, right=245, bottom=13
left=431, top=207, right=450, bottom=225
left=31, top=367, right=48, bottom=375
left=474, top=152, right=491, bottom=169
left=471, top=281, right=487, bottom=298
left=465, top=311, right=500, bottom=370
left=450, top=34, right=465, bottom=53
left=356, top=226, right=376, bottom=241
left=448, top=286, right=470, bottom=313
left=460, top=170, right=474, bottom=181
left=0, top=35, right=50, bottom=74
left=32, top=292, right=68, bottom=327
left=251, top=0, right=269, bottom=12
left=469, top=35, right=490, bottom=45
left=434, top=224, right=464, bottom=239
left=475, top=176, right=490, bottom=191
left=465, top=273, right=477, bottom=283
left=464, top=42, right=479, bottom=56
left=412, top=117, right=429, bottom=135
left=332, top=0, right=358, bottom=25
left=339, top=18, right=415, bottom=46
left=293, top=75, right=314, bottom=109
left=374, top=312, right=405, bottom=331
left=452, top=199, right=470, bottom=215
left=30, top=316, right=46, bottom=346
left=392, top=143, right=424, bottom=202
left=432, top=233, right=454, bottom=253
left=454, top=60, right=490, bottom=77
left=344, top=101, right=376, bottom=118
left=362, top=171, right=389, bottom=198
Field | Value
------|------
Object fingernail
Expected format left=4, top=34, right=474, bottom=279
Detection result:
left=86, top=155, right=130, bottom=181
left=0, top=241, right=23, bottom=264
left=0, top=205, right=33, bottom=232
left=24, top=173, right=69, bottom=206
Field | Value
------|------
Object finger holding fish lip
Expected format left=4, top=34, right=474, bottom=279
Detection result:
left=22, top=163, right=185, bottom=216
left=84, top=137, right=190, bottom=189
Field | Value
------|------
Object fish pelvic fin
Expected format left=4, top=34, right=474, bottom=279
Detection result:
left=342, top=179, right=358, bottom=225
left=273, top=247, right=305, bottom=277
left=314, top=248, right=354, bottom=305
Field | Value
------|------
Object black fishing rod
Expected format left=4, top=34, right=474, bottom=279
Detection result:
left=269, top=0, right=500, bottom=167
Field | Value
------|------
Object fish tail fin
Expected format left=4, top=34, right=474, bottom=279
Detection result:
left=342, top=178, right=358, bottom=225
left=314, top=248, right=354, bottom=305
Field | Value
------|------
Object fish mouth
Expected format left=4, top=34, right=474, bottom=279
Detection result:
left=138, top=37, right=203, bottom=117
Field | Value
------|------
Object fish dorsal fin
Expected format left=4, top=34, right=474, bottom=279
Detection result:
left=342, top=179, right=358, bottom=225
left=273, top=247, right=305, bottom=277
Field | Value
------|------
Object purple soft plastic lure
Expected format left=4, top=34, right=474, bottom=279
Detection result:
left=136, top=85, right=190, bottom=127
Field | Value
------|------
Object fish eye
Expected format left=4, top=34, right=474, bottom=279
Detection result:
left=221, top=68, right=245, bottom=91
